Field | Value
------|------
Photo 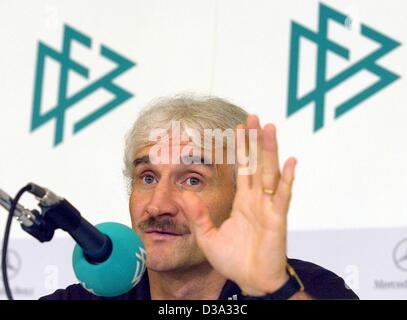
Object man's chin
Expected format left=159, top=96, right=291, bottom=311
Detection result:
left=145, top=250, right=199, bottom=273
left=144, top=246, right=180, bottom=271
left=146, top=259, right=182, bottom=273
left=146, top=254, right=209, bottom=274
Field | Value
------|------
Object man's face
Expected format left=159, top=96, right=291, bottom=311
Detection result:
left=129, top=139, right=236, bottom=273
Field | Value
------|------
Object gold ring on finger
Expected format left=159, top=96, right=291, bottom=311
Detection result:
left=263, top=188, right=275, bottom=196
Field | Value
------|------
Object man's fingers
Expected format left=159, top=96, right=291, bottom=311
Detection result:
left=246, top=115, right=263, bottom=190
left=236, top=123, right=250, bottom=192
left=272, top=157, right=297, bottom=216
left=262, top=124, right=280, bottom=192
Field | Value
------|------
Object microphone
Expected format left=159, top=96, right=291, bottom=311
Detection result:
left=0, top=184, right=147, bottom=297
left=72, top=222, right=147, bottom=297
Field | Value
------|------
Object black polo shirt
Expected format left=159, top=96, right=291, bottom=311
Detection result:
left=40, top=258, right=359, bottom=300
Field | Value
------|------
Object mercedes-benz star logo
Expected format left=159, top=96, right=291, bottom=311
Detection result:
left=393, top=238, right=407, bottom=272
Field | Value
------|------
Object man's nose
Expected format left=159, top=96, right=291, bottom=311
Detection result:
left=145, top=180, right=179, bottom=217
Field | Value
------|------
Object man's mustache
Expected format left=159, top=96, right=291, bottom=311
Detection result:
left=138, top=216, right=191, bottom=235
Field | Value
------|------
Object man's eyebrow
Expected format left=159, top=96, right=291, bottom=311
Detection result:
left=133, top=155, right=150, bottom=168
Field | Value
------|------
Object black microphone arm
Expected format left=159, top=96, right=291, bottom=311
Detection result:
left=0, top=187, right=54, bottom=242
left=0, top=183, right=112, bottom=263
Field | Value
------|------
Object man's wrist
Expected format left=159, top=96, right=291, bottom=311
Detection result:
left=241, top=264, right=305, bottom=300
left=240, top=273, right=289, bottom=297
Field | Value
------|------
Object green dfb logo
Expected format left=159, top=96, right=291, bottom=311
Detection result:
left=287, top=3, right=401, bottom=131
left=31, top=24, right=135, bottom=146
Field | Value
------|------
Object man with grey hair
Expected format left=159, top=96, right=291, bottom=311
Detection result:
left=41, top=94, right=358, bottom=300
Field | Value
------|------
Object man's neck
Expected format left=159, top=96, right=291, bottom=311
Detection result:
left=148, top=263, right=227, bottom=300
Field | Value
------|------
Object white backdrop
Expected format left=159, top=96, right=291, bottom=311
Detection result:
left=0, top=0, right=406, bottom=299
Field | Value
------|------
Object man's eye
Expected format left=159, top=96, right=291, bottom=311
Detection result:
left=142, top=175, right=157, bottom=185
left=185, top=177, right=202, bottom=186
